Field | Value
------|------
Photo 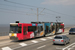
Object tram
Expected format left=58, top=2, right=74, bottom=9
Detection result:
left=9, top=21, right=64, bottom=40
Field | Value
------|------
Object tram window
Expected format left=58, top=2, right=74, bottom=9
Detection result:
left=38, top=26, right=40, bottom=32
left=23, top=27, right=27, bottom=35
left=28, top=26, right=36, bottom=32
left=38, top=26, right=43, bottom=32
left=60, top=25, right=64, bottom=29
left=46, top=26, right=49, bottom=31
left=56, top=24, right=59, bottom=32
left=45, top=26, right=49, bottom=33
left=41, top=26, right=43, bottom=31
left=10, top=26, right=21, bottom=33
left=52, top=25, right=55, bottom=31
left=18, top=27, right=21, bottom=33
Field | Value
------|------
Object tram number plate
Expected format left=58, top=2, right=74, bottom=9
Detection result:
left=12, top=33, right=14, bottom=36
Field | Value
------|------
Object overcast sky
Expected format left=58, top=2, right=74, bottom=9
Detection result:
left=0, top=0, right=75, bottom=25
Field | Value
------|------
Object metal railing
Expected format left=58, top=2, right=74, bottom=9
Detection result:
left=0, top=32, right=9, bottom=36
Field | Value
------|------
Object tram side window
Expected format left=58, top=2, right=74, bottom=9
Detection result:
left=52, top=25, right=55, bottom=31
left=37, top=26, right=43, bottom=32
left=45, top=26, right=49, bottom=33
left=18, top=27, right=21, bottom=33
left=28, top=26, right=36, bottom=32
left=23, top=27, right=27, bottom=35
left=60, top=25, right=64, bottom=29
left=41, top=26, right=43, bottom=31
left=56, top=24, right=59, bottom=31
left=38, top=26, right=40, bottom=32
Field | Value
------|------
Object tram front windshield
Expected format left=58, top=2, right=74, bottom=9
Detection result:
left=10, top=25, right=21, bottom=33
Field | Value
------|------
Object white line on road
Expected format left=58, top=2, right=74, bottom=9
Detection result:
left=37, top=45, right=46, bottom=49
left=47, top=37, right=53, bottom=39
left=68, top=45, right=75, bottom=50
left=56, top=47, right=63, bottom=49
left=71, top=45, right=75, bottom=48
left=2, top=47, right=12, bottom=50
left=31, top=40, right=38, bottom=43
left=40, top=38, right=46, bottom=41
left=57, top=33, right=68, bottom=35
left=62, top=42, right=75, bottom=50
left=68, top=48, right=72, bottom=50
left=19, top=43, right=27, bottom=46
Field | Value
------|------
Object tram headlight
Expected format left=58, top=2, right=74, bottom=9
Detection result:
left=9, top=33, right=11, bottom=36
left=14, top=34, right=17, bottom=37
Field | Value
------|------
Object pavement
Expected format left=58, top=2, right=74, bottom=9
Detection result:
left=15, top=35, right=75, bottom=50
left=0, top=36, right=9, bottom=41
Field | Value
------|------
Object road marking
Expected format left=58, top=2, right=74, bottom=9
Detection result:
left=68, top=48, right=72, bottom=50
left=68, top=45, right=75, bottom=50
left=37, top=45, right=46, bottom=49
left=31, top=40, right=38, bottom=43
left=62, top=34, right=68, bottom=35
left=61, top=33, right=69, bottom=35
left=47, top=37, right=53, bottom=39
left=40, top=38, right=46, bottom=41
left=62, top=42, right=75, bottom=50
left=2, top=47, right=12, bottom=50
left=19, top=43, right=27, bottom=46
left=56, top=47, right=63, bottom=49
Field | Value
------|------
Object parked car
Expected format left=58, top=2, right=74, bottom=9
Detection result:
left=69, top=28, right=75, bottom=34
left=53, top=35, right=70, bottom=45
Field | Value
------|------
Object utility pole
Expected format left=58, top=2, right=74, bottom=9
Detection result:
left=37, top=8, right=38, bottom=23
left=31, top=8, right=45, bottom=23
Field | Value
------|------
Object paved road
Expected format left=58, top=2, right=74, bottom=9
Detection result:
left=14, top=34, right=75, bottom=50
left=0, top=33, right=75, bottom=50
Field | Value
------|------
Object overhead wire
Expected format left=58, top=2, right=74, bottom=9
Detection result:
left=4, top=0, right=38, bottom=8
left=4, top=0, right=75, bottom=17
left=45, top=9, right=75, bottom=17
left=0, top=10, right=36, bottom=15
left=0, top=8, right=34, bottom=14
left=0, top=3, right=36, bottom=10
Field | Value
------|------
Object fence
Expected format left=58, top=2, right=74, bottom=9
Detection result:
left=0, top=32, right=9, bottom=36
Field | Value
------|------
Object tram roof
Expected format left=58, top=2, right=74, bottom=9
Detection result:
left=31, top=22, right=64, bottom=24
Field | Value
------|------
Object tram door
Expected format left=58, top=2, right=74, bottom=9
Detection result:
left=23, top=26, right=27, bottom=39
left=50, top=23, right=56, bottom=35
left=45, top=26, right=49, bottom=34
